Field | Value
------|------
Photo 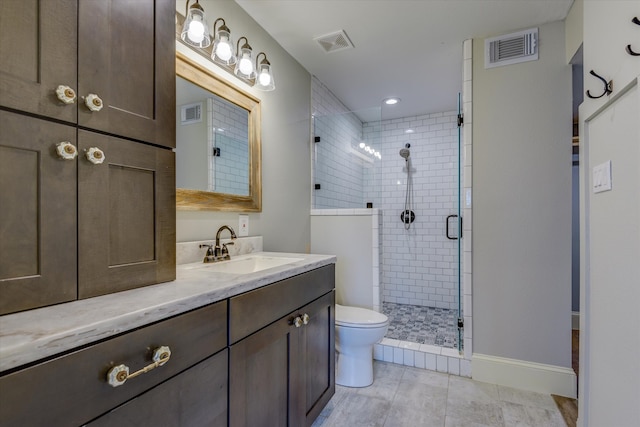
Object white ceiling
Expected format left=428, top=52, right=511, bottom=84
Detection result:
left=235, top=0, right=574, bottom=122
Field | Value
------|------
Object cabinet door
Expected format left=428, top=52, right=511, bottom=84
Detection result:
left=302, top=291, right=335, bottom=427
left=230, top=314, right=304, bottom=427
left=86, top=349, right=228, bottom=427
left=77, top=130, right=175, bottom=298
left=0, top=110, right=77, bottom=315
left=78, top=0, right=175, bottom=148
left=0, top=0, right=77, bottom=123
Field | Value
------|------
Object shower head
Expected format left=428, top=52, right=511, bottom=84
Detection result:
left=399, top=143, right=410, bottom=160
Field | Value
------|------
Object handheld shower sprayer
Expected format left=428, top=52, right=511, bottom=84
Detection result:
left=399, top=143, right=415, bottom=229
left=399, top=143, right=411, bottom=160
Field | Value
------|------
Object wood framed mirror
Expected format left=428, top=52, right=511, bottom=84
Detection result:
left=175, top=51, right=262, bottom=212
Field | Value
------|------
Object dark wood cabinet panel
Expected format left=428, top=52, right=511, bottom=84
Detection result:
left=230, top=265, right=335, bottom=343
left=0, top=110, right=77, bottom=315
left=303, top=292, right=336, bottom=427
left=0, top=302, right=227, bottom=427
left=229, top=313, right=303, bottom=427
left=0, top=0, right=78, bottom=123
left=87, top=349, right=228, bottom=427
left=77, top=130, right=175, bottom=299
left=78, top=0, right=175, bottom=148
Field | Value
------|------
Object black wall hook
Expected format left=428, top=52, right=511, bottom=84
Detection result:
left=586, top=70, right=613, bottom=99
left=627, top=17, right=640, bottom=56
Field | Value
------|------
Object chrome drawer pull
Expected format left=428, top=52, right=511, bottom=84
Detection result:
left=106, top=346, right=171, bottom=387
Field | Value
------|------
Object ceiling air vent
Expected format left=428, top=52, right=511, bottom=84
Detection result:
left=485, top=28, right=538, bottom=69
left=314, top=30, right=354, bottom=53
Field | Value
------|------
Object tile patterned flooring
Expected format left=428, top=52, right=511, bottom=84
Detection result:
left=312, top=361, right=567, bottom=427
left=383, top=302, right=460, bottom=349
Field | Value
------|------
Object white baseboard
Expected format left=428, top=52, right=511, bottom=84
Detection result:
left=472, top=353, right=577, bottom=398
left=572, top=311, right=580, bottom=330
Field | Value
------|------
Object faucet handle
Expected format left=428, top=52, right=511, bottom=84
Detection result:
left=221, top=241, right=234, bottom=257
left=199, top=244, right=216, bottom=263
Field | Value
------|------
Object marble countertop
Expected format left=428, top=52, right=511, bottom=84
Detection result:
left=0, top=252, right=336, bottom=373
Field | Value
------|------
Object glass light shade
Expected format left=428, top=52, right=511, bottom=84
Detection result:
left=212, top=29, right=236, bottom=65
left=234, top=47, right=256, bottom=80
left=181, top=6, right=211, bottom=48
left=255, top=61, right=275, bottom=91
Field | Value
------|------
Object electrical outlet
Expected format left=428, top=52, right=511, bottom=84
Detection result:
left=238, top=215, right=249, bottom=237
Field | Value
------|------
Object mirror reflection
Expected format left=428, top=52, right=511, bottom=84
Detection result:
left=175, top=52, right=262, bottom=212
left=176, top=76, right=250, bottom=196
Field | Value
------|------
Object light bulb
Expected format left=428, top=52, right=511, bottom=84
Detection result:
left=359, top=142, right=365, bottom=149
left=239, top=55, right=253, bottom=75
left=216, top=37, right=232, bottom=61
left=258, top=70, right=271, bottom=86
left=187, top=19, right=205, bottom=43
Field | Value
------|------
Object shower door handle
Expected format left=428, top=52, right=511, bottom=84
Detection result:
left=446, top=215, right=462, bottom=240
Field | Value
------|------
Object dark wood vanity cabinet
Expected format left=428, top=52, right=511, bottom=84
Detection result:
left=0, top=0, right=176, bottom=314
left=0, top=301, right=228, bottom=427
left=0, top=0, right=175, bottom=148
left=229, top=265, right=336, bottom=427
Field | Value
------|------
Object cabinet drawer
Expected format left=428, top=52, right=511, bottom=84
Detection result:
left=0, top=301, right=227, bottom=427
left=230, top=265, right=335, bottom=343
left=86, top=349, right=228, bottom=427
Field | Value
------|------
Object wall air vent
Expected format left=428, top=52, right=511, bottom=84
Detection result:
left=180, top=102, right=202, bottom=125
left=314, top=30, right=354, bottom=53
left=485, top=28, right=538, bottom=69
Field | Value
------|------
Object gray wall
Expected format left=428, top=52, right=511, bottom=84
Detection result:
left=473, top=21, right=572, bottom=368
left=175, top=0, right=312, bottom=253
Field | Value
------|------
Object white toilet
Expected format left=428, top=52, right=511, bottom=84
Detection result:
left=335, top=303, right=389, bottom=387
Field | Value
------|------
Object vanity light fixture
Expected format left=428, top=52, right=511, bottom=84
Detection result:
left=211, top=18, right=236, bottom=65
left=181, top=0, right=211, bottom=48
left=234, top=37, right=257, bottom=80
left=254, top=52, right=275, bottom=91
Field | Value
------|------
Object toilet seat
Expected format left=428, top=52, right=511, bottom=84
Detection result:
left=335, top=304, right=388, bottom=328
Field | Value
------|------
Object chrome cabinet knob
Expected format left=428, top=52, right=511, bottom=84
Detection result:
left=85, top=147, right=105, bottom=164
left=55, top=141, right=78, bottom=160
left=83, top=93, right=103, bottom=112
left=55, top=85, right=76, bottom=104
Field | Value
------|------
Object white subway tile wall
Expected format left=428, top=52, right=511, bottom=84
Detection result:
left=363, top=112, right=460, bottom=310
left=207, top=95, right=250, bottom=195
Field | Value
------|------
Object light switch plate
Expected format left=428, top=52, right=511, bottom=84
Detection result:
left=592, top=161, right=612, bottom=194
left=238, top=215, right=249, bottom=237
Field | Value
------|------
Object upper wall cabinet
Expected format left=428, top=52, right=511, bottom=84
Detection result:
left=0, top=0, right=176, bottom=315
left=0, top=0, right=78, bottom=123
left=0, top=0, right=175, bottom=148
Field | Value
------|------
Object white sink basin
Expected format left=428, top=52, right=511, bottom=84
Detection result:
left=186, top=255, right=303, bottom=274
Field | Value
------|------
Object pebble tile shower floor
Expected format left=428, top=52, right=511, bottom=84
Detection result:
left=382, top=302, right=460, bottom=349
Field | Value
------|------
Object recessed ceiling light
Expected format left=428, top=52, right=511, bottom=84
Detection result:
left=383, top=97, right=400, bottom=105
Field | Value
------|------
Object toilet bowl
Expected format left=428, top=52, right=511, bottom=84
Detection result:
left=335, top=304, right=389, bottom=387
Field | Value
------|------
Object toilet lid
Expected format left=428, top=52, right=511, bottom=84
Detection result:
left=335, top=304, right=389, bottom=328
